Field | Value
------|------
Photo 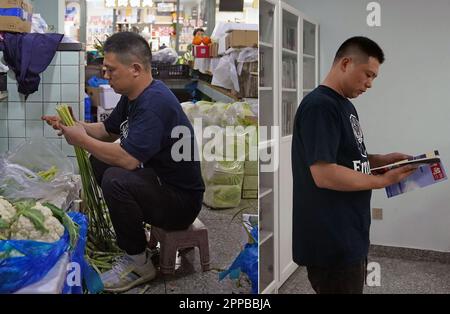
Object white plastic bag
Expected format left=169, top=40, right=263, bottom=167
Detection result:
left=0, top=137, right=75, bottom=201
left=211, top=52, right=240, bottom=92
left=31, top=14, right=48, bottom=34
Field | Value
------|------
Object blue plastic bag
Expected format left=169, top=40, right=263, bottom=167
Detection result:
left=87, top=76, right=109, bottom=88
left=63, top=212, right=103, bottom=294
left=0, top=211, right=103, bottom=294
left=0, top=231, right=70, bottom=293
left=219, top=227, right=259, bottom=294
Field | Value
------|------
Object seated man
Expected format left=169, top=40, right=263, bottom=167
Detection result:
left=43, top=32, right=205, bottom=292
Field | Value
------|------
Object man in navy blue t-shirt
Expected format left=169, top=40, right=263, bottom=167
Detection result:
left=43, top=32, right=204, bottom=292
left=292, top=37, right=417, bottom=294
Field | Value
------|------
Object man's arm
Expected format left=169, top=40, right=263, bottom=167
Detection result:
left=310, top=161, right=417, bottom=191
left=60, top=123, right=140, bottom=170
left=80, top=122, right=120, bottom=142
left=82, top=136, right=140, bottom=170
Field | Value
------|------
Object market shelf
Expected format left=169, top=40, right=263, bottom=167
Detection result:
left=260, top=41, right=273, bottom=48
left=196, top=80, right=239, bottom=103
left=282, top=48, right=298, bottom=56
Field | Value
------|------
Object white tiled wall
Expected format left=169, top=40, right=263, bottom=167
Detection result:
left=0, top=51, right=85, bottom=155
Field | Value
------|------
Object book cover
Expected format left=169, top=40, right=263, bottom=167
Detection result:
left=377, top=151, right=447, bottom=198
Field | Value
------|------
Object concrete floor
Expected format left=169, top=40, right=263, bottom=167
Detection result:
left=124, top=199, right=258, bottom=294
left=279, top=254, right=450, bottom=294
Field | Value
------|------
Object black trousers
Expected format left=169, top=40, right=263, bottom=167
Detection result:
left=306, top=259, right=367, bottom=294
left=90, top=156, right=203, bottom=255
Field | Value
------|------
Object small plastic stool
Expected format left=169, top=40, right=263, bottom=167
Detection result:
left=148, top=218, right=210, bottom=275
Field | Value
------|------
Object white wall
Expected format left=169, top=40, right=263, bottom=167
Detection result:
left=284, top=0, right=450, bottom=252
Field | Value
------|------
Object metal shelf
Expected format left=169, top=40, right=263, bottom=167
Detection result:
left=196, top=80, right=239, bottom=103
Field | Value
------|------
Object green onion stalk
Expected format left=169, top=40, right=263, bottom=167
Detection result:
left=56, top=104, right=118, bottom=252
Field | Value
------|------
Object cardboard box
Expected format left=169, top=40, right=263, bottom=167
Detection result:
left=209, top=42, right=219, bottom=58
left=193, top=45, right=210, bottom=58
left=0, top=0, right=32, bottom=33
left=225, top=30, right=258, bottom=49
left=237, top=61, right=258, bottom=98
left=86, top=86, right=101, bottom=108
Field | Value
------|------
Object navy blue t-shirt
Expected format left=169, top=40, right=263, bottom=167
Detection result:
left=103, top=80, right=205, bottom=194
left=292, top=85, right=372, bottom=267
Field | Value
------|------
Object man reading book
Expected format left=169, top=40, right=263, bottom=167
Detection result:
left=291, top=36, right=417, bottom=294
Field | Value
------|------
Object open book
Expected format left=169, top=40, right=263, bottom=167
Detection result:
left=370, top=153, right=441, bottom=175
left=371, top=151, right=447, bottom=198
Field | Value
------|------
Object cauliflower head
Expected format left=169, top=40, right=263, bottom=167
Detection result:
left=9, top=202, right=64, bottom=243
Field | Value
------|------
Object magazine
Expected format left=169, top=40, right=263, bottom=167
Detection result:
left=371, top=151, right=447, bottom=198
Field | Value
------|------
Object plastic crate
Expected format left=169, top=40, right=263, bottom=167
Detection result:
left=151, top=63, right=190, bottom=79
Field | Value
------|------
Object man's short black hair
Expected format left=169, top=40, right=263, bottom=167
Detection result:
left=334, top=36, right=385, bottom=64
left=104, top=32, right=152, bottom=70
left=193, top=28, right=205, bottom=36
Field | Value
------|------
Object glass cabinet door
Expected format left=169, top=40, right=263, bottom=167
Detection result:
left=281, top=9, right=298, bottom=137
left=303, top=19, right=317, bottom=97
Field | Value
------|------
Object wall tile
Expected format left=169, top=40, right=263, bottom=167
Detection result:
left=8, top=120, right=25, bottom=137
left=8, top=101, right=25, bottom=119
left=43, top=102, right=58, bottom=116
left=43, top=84, right=61, bottom=102
left=50, top=52, right=61, bottom=66
left=0, top=101, right=7, bottom=119
left=61, top=66, right=79, bottom=84
left=0, top=120, right=7, bottom=137
left=26, top=102, right=43, bottom=120
left=43, top=65, right=61, bottom=84
left=61, top=51, right=79, bottom=65
left=61, top=84, right=79, bottom=102
left=7, top=70, right=16, bottom=83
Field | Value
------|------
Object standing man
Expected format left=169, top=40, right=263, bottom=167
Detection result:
left=43, top=32, right=205, bottom=292
left=291, top=37, right=417, bottom=294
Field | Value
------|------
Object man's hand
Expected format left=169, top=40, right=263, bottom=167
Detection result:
left=41, top=106, right=76, bottom=136
left=378, top=164, right=418, bottom=188
left=369, top=152, right=412, bottom=168
left=59, top=123, right=88, bottom=147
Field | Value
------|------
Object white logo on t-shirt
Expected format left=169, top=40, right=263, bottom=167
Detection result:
left=120, top=120, right=129, bottom=142
left=349, top=114, right=367, bottom=158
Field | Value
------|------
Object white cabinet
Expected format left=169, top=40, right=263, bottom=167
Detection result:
left=259, top=0, right=319, bottom=293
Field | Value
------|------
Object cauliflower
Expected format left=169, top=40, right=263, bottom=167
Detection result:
left=0, top=197, right=17, bottom=239
left=9, top=202, right=65, bottom=243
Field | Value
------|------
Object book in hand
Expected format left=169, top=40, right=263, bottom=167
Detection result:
left=370, top=151, right=447, bottom=198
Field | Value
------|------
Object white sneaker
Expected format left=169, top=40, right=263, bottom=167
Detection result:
left=101, top=252, right=156, bottom=293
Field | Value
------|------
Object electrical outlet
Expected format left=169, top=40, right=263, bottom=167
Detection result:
left=372, top=208, right=383, bottom=220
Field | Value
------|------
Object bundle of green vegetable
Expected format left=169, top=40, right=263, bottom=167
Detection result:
left=56, top=104, right=117, bottom=252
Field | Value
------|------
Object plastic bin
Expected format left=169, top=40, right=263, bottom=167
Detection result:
left=151, top=62, right=190, bottom=79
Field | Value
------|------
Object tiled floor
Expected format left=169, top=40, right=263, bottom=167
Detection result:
left=124, top=199, right=258, bottom=294
left=279, top=254, right=450, bottom=294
